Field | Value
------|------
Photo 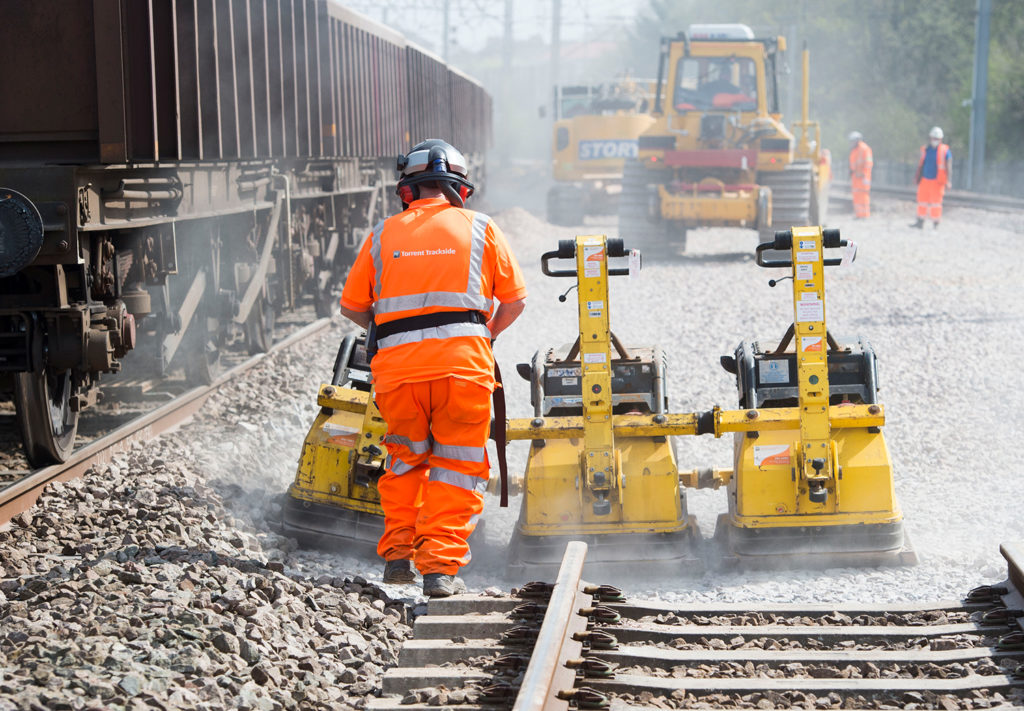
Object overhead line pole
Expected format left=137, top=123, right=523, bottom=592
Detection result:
left=967, top=0, right=991, bottom=191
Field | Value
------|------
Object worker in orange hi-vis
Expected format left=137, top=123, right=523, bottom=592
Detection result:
left=339, top=139, right=527, bottom=598
left=847, top=131, right=873, bottom=219
left=911, top=126, right=952, bottom=229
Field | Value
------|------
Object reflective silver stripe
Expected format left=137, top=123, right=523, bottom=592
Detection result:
left=466, top=212, right=488, bottom=295
left=433, top=443, right=486, bottom=463
left=376, top=322, right=490, bottom=350
left=389, top=455, right=417, bottom=476
left=370, top=219, right=387, bottom=298
left=468, top=513, right=481, bottom=527
left=384, top=434, right=431, bottom=454
left=429, top=467, right=488, bottom=493
left=375, top=291, right=492, bottom=315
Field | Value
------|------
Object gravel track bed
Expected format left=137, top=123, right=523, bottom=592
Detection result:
left=616, top=658, right=1013, bottom=679
left=612, top=688, right=1019, bottom=710
left=644, top=610, right=973, bottom=627
left=656, top=634, right=996, bottom=652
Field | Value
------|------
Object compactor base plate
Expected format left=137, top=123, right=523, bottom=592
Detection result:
left=509, top=518, right=704, bottom=578
left=714, top=514, right=918, bottom=569
left=278, top=495, right=385, bottom=552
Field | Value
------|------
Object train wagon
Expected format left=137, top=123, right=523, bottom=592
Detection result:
left=0, top=0, right=492, bottom=466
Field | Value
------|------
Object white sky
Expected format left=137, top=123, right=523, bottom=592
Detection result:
left=339, top=0, right=649, bottom=57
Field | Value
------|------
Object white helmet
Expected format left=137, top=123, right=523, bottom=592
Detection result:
left=848, top=131, right=863, bottom=143
left=929, top=126, right=943, bottom=140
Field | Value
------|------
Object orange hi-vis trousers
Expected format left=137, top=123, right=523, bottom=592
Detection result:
left=917, top=177, right=946, bottom=221
left=852, top=177, right=871, bottom=218
left=374, top=377, right=491, bottom=575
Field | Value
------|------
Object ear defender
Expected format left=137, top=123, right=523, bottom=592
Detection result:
left=458, top=183, right=473, bottom=201
left=397, top=182, right=416, bottom=205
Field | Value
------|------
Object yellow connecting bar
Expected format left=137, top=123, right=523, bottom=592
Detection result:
left=316, top=385, right=886, bottom=442
left=507, top=404, right=883, bottom=441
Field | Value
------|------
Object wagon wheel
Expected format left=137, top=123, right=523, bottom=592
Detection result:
left=14, top=367, right=79, bottom=467
left=184, top=308, right=223, bottom=385
left=246, top=292, right=275, bottom=355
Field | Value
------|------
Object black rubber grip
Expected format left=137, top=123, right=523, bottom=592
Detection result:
left=556, top=239, right=576, bottom=258
left=606, top=238, right=626, bottom=257
left=773, top=229, right=793, bottom=250
left=822, top=228, right=842, bottom=248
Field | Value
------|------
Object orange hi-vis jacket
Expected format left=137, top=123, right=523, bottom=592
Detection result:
left=340, top=197, right=527, bottom=393
left=849, top=140, right=873, bottom=185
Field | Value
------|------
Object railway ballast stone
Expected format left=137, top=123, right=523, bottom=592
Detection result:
left=0, top=390, right=413, bottom=711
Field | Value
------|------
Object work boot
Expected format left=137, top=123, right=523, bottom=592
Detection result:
left=422, top=573, right=467, bottom=598
left=934, top=221, right=940, bottom=229
left=909, top=218, right=924, bottom=229
left=383, top=559, right=416, bottom=584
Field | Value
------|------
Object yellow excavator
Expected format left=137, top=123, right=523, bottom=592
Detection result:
left=619, top=24, right=831, bottom=252
left=548, top=82, right=656, bottom=226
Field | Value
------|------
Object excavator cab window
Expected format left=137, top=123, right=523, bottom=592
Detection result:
left=673, top=57, right=757, bottom=113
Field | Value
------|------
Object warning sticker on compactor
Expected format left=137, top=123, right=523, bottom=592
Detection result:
left=583, top=246, right=604, bottom=277
left=801, top=336, right=823, bottom=352
left=796, top=298, right=824, bottom=322
left=754, top=444, right=792, bottom=467
left=323, top=422, right=360, bottom=447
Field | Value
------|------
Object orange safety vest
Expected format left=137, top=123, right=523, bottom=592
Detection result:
left=340, top=197, right=527, bottom=393
left=849, top=140, right=873, bottom=184
left=918, top=143, right=950, bottom=184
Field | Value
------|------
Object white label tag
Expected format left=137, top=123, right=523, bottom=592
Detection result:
left=629, top=249, right=641, bottom=278
left=753, top=444, right=792, bottom=467
left=583, top=352, right=607, bottom=364
left=583, top=245, right=603, bottom=277
left=561, top=377, right=578, bottom=386
left=801, top=336, right=823, bottom=352
left=796, top=263, right=813, bottom=279
left=796, top=298, right=824, bottom=322
left=587, top=300, right=604, bottom=309
left=796, top=250, right=817, bottom=262
left=758, top=359, right=790, bottom=384
left=798, top=240, right=817, bottom=250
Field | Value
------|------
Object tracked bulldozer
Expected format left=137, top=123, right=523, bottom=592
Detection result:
left=619, top=24, right=831, bottom=253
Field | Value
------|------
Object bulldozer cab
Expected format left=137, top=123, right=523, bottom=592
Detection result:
left=654, top=24, right=782, bottom=120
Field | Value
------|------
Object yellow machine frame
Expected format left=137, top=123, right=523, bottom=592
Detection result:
left=507, top=226, right=908, bottom=565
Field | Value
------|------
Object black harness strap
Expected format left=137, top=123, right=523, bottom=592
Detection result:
left=374, top=310, right=486, bottom=342
left=492, top=361, right=509, bottom=508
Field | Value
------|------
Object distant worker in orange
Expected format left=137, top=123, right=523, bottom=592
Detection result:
left=911, top=126, right=952, bottom=229
left=339, top=139, right=527, bottom=597
left=847, top=131, right=873, bottom=219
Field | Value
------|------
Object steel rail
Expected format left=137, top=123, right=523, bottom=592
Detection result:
left=0, top=317, right=333, bottom=526
left=831, top=180, right=1024, bottom=213
left=512, top=540, right=589, bottom=711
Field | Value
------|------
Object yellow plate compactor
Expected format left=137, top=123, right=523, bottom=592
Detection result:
left=279, top=335, right=391, bottom=549
left=506, top=236, right=701, bottom=571
left=712, top=227, right=915, bottom=566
